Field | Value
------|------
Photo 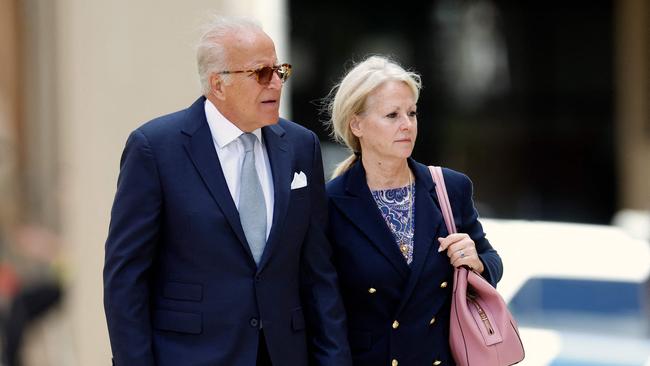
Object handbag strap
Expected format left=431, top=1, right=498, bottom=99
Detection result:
left=428, top=166, right=457, bottom=235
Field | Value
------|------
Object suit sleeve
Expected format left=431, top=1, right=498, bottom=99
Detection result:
left=457, top=173, right=503, bottom=287
left=103, top=129, right=160, bottom=366
left=300, top=132, right=353, bottom=366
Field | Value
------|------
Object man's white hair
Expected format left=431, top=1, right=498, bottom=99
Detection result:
left=196, top=15, right=263, bottom=95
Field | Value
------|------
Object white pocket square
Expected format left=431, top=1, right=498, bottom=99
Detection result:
left=290, top=171, right=308, bottom=189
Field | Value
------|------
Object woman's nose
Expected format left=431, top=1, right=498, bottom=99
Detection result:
left=399, top=115, right=414, bottom=129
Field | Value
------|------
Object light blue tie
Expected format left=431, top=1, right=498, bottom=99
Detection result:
left=238, top=133, right=267, bottom=264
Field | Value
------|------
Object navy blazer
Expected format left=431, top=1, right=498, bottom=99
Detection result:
left=326, top=159, right=503, bottom=366
left=104, top=97, right=352, bottom=366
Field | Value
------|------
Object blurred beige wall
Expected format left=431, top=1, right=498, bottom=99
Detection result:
left=24, top=1, right=289, bottom=364
left=617, top=0, right=650, bottom=210
left=0, top=0, right=19, bottom=228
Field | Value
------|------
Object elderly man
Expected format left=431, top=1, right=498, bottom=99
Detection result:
left=103, top=16, right=351, bottom=366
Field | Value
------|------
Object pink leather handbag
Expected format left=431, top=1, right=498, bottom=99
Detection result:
left=429, top=166, right=525, bottom=366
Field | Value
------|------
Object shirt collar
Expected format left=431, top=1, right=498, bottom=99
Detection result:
left=204, top=99, right=262, bottom=149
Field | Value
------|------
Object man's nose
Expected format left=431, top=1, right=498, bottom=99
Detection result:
left=267, top=71, right=283, bottom=89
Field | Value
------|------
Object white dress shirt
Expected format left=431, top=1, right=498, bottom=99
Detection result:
left=204, top=99, right=274, bottom=239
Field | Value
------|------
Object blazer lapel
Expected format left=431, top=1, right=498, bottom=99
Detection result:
left=330, top=161, right=410, bottom=279
left=395, top=161, right=448, bottom=314
left=181, top=97, right=252, bottom=260
left=257, top=123, right=291, bottom=272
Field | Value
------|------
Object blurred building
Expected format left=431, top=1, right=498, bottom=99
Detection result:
left=0, top=0, right=648, bottom=365
left=292, top=0, right=650, bottom=223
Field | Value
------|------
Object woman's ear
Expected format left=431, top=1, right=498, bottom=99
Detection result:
left=350, top=115, right=363, bottom=137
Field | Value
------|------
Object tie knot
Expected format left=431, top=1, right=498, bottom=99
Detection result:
left=240, top=133, right=257, bottom=152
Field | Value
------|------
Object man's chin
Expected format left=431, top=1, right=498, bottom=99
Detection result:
left=260, top=113, right=281, bottom=125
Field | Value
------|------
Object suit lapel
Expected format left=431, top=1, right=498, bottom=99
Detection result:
left=181, top=97, right=253, bottom=261
left=395, top=161, right=448, bottom=314
left=330, top=161, right=410, bottom=279
left=257, top=124, right=291, bottom=272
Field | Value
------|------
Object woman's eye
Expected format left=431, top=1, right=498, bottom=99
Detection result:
left=386, top=112, right=398, bottom=118
left=409, top=111, right=418, bottom=117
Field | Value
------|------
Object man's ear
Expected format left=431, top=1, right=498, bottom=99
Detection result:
left=210, top=74, right=226, bottom=100
left=350, top=115, right=363, bottom=137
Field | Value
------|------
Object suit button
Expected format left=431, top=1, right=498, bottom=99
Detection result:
left=429, top=316, right=436, bottom=325
left=249, top=317, right=259, bottom=328
left=392, top=359, right=399, bottom=366
left=433, top=361, right=442, bottom=365
left=255, top=275, right=262, bottom=282
left=392, top=320, right=399, bottom=329
left=368, top=287, right=377, bottom=294
left=440, top=281, right=448, bottom=288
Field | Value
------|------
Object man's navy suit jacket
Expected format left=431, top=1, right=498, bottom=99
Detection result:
left=326, top=159, right=503, bottom=366
left=103, top=96, right=352, bottom=366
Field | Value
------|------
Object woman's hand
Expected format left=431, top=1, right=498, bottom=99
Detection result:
left=437, top=233, right=485, bottom=273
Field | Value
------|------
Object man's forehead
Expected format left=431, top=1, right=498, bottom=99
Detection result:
left=228, top=51, right=277, bottom=68
left=248, top=57, right=279, bottom=67
left=225, top=32, right=277, bottom=67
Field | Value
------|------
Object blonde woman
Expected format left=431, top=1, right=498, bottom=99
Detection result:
left=324, top=55, right=503, bottom=366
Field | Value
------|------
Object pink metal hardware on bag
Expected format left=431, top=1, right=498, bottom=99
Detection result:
left=429, top=166, right=525, bottom=366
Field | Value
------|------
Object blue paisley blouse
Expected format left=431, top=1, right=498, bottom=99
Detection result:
left=370, top=183, right=416, bottom=265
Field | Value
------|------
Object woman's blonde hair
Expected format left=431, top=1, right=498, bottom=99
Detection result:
left=324, top=55, right=422, bottom=178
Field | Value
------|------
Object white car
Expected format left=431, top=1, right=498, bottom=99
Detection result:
left=481, top=219, right=650, bottom=366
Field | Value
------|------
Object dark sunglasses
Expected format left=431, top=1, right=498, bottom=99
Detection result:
left=217, top=63, right=292, bottom=85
